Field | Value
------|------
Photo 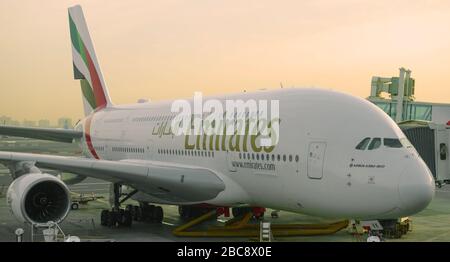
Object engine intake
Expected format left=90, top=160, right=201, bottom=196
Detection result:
left=7, top=173, right=71, bottom=224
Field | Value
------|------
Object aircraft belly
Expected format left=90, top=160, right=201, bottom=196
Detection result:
left=130, top=190, right=202, bottom=205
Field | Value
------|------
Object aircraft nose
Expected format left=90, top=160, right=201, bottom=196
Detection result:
left=398, top=157, right=435, bottom=215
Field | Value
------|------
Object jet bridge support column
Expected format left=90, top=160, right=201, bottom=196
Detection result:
left=395, top=67, right=408, bottom=123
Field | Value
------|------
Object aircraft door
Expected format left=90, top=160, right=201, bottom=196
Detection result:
left=146, top=139, right=154, bottom=160
left=227, top=151, right=237, bottom=172
left=307, top=141, right=327, bottom=179
left=435, top=127, right=449, bottom=182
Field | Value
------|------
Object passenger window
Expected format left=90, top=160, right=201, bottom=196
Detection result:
left=440, top=143, right=447, bottom=160
left=356, top=137, right=371, bottom=150
left=368, top=138, right=381, bottom=150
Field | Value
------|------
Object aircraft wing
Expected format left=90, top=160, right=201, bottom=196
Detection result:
left=0, top=151, right=225, bottom=203
left=0, top=125, right=83, bottom=143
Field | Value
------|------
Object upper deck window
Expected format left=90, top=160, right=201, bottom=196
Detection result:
left=356, top=137, right=371, bottom=150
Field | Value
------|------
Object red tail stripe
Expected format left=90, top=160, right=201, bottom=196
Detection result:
left=83, top=45, right=107, bottom=109
left=84, top=115, right=100, bottom=159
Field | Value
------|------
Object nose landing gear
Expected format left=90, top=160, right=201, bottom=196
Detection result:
left=349, top=218, right=412, bottom=241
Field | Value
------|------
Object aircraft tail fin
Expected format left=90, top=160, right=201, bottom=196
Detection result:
left=68, top=5, right=113, bottom=116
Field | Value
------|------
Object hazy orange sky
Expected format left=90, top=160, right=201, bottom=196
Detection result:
left=1, top=0, right=450, bottom=123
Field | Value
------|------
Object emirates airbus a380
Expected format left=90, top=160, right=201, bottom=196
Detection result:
left=0, top=6, right=434, bottom=228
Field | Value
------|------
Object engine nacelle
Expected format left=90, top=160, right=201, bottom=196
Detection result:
left=7, top=173, right=71, bottom=224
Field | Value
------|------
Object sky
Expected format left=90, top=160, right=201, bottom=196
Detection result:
left=1, top=0, right=450, bottom=123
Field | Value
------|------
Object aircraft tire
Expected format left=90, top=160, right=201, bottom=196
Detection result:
left=71, top=202, right=79, bottom=210
left=100, top=210, right=109, bottom=226
left=133, top=205, right=142, bottom=221
left=154, top=206, right=163, bottom=223
left=122, top=209, right=132, bottom=227
left=106, top=211, right=116, bottom=227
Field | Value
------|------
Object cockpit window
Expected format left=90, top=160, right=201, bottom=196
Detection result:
left=384, top=138, right=402, bottom=148
left=368, top=138, right=381, bottom=150
left=355, top=137, right=371, bottom=150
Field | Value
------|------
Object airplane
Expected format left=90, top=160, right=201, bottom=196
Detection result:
left=0, top=5, right=434, bottom=229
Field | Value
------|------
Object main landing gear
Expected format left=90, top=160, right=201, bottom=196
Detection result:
left=178, top=205, right=215, bottom=221
left=100, top=207, right=132, bottom=227
left=100, top=183, right=164, bottom=227
left=131, top=203, right=164, bottom=223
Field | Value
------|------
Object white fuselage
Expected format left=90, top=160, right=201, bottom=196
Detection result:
left=75, top=88, right=435, bottom=220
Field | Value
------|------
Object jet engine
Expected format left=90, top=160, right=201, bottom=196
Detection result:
left=7, top=173, right=71, bottom=224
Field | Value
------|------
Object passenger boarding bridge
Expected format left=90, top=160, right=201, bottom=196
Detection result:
left=368, top=68, right=450, bottom=124
left=368, top=68, right=450, bottom=185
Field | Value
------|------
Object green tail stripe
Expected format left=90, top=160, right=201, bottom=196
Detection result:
left=80, top=79, right=97, bottom=109
left=73, top=62, right=85, bottom=80
left=69, top=15, right=80, bottom=53
left=69, top=14, right=88, bottom=66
